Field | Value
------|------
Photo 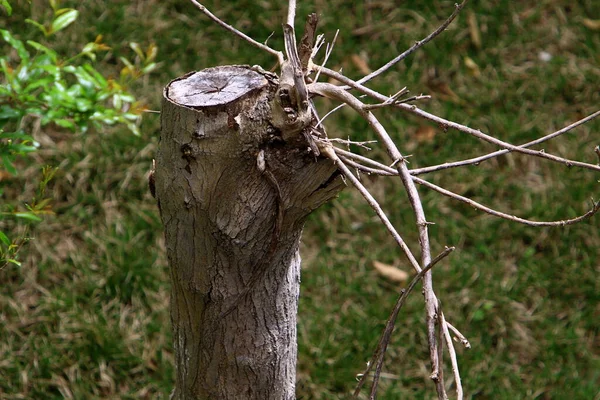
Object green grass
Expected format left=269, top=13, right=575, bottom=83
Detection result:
left=1, top=0, right=599, bottom=399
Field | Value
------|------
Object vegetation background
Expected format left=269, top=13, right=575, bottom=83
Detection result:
left=1, top=0, right=599, bottom=398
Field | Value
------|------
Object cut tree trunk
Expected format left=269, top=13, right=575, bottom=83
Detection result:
left=154, top=65, right=343, bottom=399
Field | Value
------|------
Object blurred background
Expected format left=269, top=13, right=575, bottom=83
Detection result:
left=1, top=0, right=598, bottom=398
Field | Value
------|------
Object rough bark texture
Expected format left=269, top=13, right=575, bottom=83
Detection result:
left=155, top=65, right=343, bottom=399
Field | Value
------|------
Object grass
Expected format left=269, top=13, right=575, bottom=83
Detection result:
left=1, top=0, right=599, bottom=399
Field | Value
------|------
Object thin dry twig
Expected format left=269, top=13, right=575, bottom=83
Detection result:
left=411, top=110, right=600, bottom=175
left=313, top=30, right=339, bottom=83
left=319, top=143, right=422, bottom=273
left=325, top=137, right=377, bottom=150
left=189, top=0, right=284, bottom=63
left=440, top=311, right=463, bottom=400
left=310, top=82, right=445, bottom=398
left=340, top=156, right=392, bottom=176
left=434, top=302, right=448, bottom=400
left=403, top=107, right=600, bottom=172
left=356, top=0, right=469, bottom=86
left=287, top=0, right=296, bottom=27
left=354, top=247, right=455, bottom=399
left=363, top=87, right=408, bottom=110
left=336, top=152, right=600, bottom=226
left=317, top=66, right=600, bottom=172
left=446, top=321, right=471, bottom=349
left=413, top=176, right=600, bottom=226
left=314, top=103, right=346, bottom=129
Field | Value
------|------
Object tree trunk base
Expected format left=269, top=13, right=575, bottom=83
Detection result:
left=155, top=65, right=343, bottom=399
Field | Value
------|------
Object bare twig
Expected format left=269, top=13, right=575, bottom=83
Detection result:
left=189, top=0, right=284, bottom=63
left=317, top=67, right=600, bottom=172
left=411, top=110, right=600, bottom=175
left=319, top=143, right=422, bottom=273
left=340, top=156, right=393, bottom=176
left=313, top=30, right=339, bottom=83
left=595, top=145, right=600, bottom=166
left=283, top=25, right=309, bottom=108
left=314, top=103, right=346, bottom=129
left=357, top=0, right=469, bottom=85
left=402, top=107, right=600, bottom=172
left=325, top=137, right=377, bottom=150
left=338, top=153, right=599, bottom=233
left=413, top=176, right=600, bottom=226
left=310, top=82, right=445, bottom=399
left=363, top=87, right=409, bottom=110
left=287, top=0, right=296, bottom=27
left=434, top=301, right=447, bottom=400
left=337, top=151, right=599, bottom=226
left=440, top=311, right=463, bottom=400
left=354, top=247, right=455, bottom=398
left=446, top=321, right=471, bottom=349
left=334, top=148, right=396, bottom=173
left=299, top=13, right=319, bottom=71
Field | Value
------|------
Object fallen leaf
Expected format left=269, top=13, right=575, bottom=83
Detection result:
left=467, top=11, right=482, bottom=49
left=582, top=18, right=600, bottom=31
left=373, top=261, right=409, bottom=283
left=351, top=53, right=371, bottom=75
left=464, top=56, right=481, bottom=77
left=414, top=125, right=437, bottom=143
left=0, top=170, right=13, bottom=181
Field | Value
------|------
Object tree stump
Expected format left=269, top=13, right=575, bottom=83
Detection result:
left=155, top=65, right=343, bottom=399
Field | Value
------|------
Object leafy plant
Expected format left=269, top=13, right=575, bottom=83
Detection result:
left=0, top=0, right=157, bottom=268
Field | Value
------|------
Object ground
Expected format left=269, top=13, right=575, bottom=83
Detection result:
left=1, top=0, right=599, bottom=399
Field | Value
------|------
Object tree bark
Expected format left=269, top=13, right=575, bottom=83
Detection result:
left=155, top=65, right=343, bottom=399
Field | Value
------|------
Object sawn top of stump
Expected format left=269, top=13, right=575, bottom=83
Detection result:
left=166, top=66, right=268, bottom=108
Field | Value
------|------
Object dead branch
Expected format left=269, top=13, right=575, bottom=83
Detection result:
left=356, top=0, right=469, bottom=86
left=354, top=247, right=455, bottom=399
left=319, top=143, right=422, bottom=274
left=440, top=311, right=463, bottom=400
left=310, top=81, right=445, bottom=398
left=411, top=110, right=600, bottom=175
left=413, top=176, right=600, bottom=226
left=188, top=0, right=284, bottom=63
left=317, top=66, right=600, bottom=172
left=336, top=148, right=599, bottom=226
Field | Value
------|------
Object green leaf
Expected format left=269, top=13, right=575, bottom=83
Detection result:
left=0, top=230, right=9, bottom=245
left=0, top=105, right=22, bottom=120
left=0, top=29, right=30, bottom=62
left=119, top=56, right=134, bottom=70
left=25, top=19, right=49, bottom=36
left=2, top=155, right=17, bottom=175
left=141, top=62, right=157, bottom=74
left=23, top=76, right=55, bottom=93
left=0, top=58, right=13, bottom=83
left=14, top=212, right=42, bottom=222
left=26, top=40, right=58, bottom=62
left=145, top=43, right=158, bottom=62
left=112, top=94, right=122, bottom=110
left=83, top=64, right=107, bottom=87
left=125, top=120, right=140, bottom=136
left=53, top=118, right=76, bottom=130
left=0, top=0, right=12, bottom=16
left=7, top=259, right=22, bottom=267
left=129, top=42, right=145, bottom=60
left=0, top=131, right=33, bottom=140
left=49, top=9, right=78, bottom=35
